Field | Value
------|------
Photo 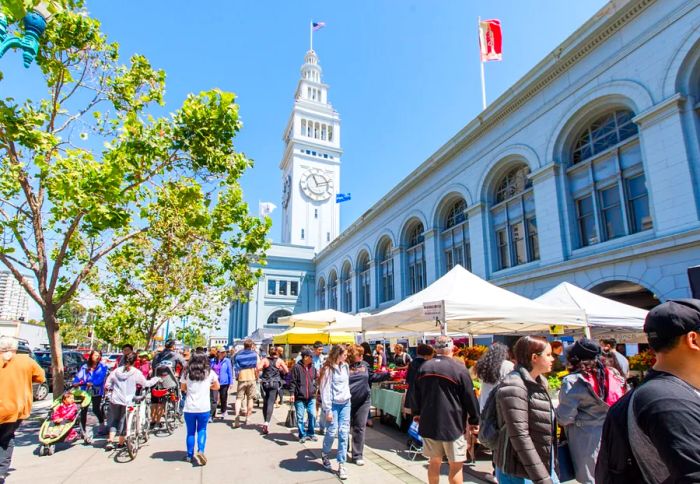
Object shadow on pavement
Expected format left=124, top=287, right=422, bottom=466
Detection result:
left=263, top=432, right=297, bottom=445
left=150, top=450, right=188, bottom=462
left=278, top=449, right=327, bottom=473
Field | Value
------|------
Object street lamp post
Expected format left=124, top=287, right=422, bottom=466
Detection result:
left=0, top=10, right=47, bottom=68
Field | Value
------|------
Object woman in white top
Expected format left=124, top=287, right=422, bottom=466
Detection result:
left=181, top=352, right=220, bottom=466
left=319, top=345, right=352, bottom=480
left=475, top=342, right=514, bottom=410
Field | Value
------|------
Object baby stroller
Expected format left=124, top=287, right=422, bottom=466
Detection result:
left=151, top=363, right=182, bottom=434
left=38, top=389, right=92, bottom=456
left=406, top=420, right=423, bottom=461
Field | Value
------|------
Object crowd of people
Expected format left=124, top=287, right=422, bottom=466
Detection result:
left=1, top=298, right=699, bottom=483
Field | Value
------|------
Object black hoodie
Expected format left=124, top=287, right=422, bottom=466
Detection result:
left=349, top=360, right=391, bottom=408
left=289, top=361, right=317, bottom=401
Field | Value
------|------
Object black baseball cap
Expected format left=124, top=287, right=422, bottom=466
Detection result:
left=644, top=299, right=700, bottom=341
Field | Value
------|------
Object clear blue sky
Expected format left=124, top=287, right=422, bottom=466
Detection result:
left=85, top=1, right=607, bottom=241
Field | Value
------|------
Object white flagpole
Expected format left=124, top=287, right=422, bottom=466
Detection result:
left=310, top=21, right=313, bottom=51
left=479, top=17, right=487, bottom=110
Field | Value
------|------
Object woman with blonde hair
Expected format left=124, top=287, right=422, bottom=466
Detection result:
left=319, top=345, right=351, bottom=480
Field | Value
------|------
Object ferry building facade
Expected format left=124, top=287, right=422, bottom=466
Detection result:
left=229, top=0, right=700, bottom=342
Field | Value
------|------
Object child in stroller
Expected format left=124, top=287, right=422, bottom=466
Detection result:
left=38, top=389, right=92, bottom=456
left=150, top=363, right=182, bottom=429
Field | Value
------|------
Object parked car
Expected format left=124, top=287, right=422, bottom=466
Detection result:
left=16, top=339, right=50, bottom=401
left=102, top=353, right=119, bottom=367
left=33, top=350, right=86, bottom=392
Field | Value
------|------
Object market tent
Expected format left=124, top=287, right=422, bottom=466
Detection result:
left=277, top=309, right=361, bottom=329
left=362, top=265, right=587, bottom=335
left=534, top=282, right=647, bottom=341
left=272, top=326, right=355, bottom=345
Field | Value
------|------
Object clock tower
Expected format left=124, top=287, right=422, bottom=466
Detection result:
left=280, top=49, right=342, bottom=252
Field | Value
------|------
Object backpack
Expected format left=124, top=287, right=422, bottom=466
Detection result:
left=477, top=384, right=502, bottom=450
left=595, top=385, right=644, bottom=483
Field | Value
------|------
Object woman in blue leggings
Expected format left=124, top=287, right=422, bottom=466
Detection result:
left=181, top=351, right=220, bottom=465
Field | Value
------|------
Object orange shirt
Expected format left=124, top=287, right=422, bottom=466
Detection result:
left=0, top=354, right=46, bottom=423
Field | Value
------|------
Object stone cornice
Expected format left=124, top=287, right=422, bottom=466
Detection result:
left=633, top=93, right=686, bottom=127
left=466, top=202, right=485, bottom=216
left=530, top=163, right=560, bottom=183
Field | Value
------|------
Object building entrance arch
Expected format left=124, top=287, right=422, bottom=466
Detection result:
left=589, top=280, right=659, bottom=310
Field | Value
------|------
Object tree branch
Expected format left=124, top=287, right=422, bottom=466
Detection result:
left=56, top=227, right=148, bottom=309
left=48, top=212, right=84, bottom=296
left=0, top=253, right=45, bottom=307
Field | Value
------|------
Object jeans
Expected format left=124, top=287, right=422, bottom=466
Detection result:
left=322, top=400, right=351, bottom=464
left=294, top=399, right=316, bottom=438
left=0, top=421, right=21, bottom=479
left=350, top=396, right=371, bottom=460
left=184, top=411, right=209, bottom=458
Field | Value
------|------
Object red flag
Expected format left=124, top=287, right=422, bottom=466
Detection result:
left=479, top=19, right=502, bottom=62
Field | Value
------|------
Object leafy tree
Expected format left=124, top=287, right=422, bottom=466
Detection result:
left=175, top=326, right=207, bottom=350
left=56, top=299, right=89, bottom=346
left=0, top=0, right=269, bottom=393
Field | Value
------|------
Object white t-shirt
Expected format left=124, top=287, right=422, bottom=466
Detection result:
left=183, top=371, right=219, bottom=414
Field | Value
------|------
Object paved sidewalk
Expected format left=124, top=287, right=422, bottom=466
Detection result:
left=7, top=395, right=489, bottom=483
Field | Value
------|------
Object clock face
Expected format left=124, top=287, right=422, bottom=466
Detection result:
left=300, top=168, right=334, bottom=201
left=282, top=175, right=291, bottom=208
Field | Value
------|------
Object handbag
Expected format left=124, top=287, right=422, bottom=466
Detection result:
left=557, top=428, right=576, bottom=482
left=285, top=404, right=297, bottom=428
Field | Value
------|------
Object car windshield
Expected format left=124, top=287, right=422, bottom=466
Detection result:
left=35, top=353, right=52, bottom=365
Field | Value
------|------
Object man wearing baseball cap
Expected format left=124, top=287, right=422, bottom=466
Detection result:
left=414, top=336, right=480, bottom=484
left=628, top=299, right=700, bottom=482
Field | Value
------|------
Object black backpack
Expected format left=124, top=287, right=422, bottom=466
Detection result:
left=595, top=386, right=644, bottom=483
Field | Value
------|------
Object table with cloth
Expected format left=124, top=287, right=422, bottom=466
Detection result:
left=370, top=384, right=407, bottom=427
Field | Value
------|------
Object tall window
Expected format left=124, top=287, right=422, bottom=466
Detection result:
left=341, top=263, right=352, bottom=312
left=568, top=109, right=651, bottom=248
left=357, top=252, right=371, bottom=309
left=378, top=240, right=394, bottom=303
left=328, top=271, right=338, bottom=310
left=491, top=165, right=539, bottom=270
left=318, top=278, right=326, bottom=310
left=405, top=223, right=426, bottom=295
left=441, top=199, right=471, bottom=273
left=267, top=309, right=291, bottom=325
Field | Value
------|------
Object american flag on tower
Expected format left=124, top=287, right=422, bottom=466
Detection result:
left=478, top=19, right=503, bottom=62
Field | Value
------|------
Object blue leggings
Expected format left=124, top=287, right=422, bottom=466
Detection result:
left=184, top=411, right=209, bottom=458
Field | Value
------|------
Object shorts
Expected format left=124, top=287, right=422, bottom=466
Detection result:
left=422, top=436, right=467, bottom=463
left=236, top=380, right=256, bottom=401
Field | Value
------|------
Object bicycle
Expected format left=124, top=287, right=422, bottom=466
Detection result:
left=124, top=392, right=150, bottom=460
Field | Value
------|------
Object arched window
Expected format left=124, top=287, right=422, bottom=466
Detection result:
left=341, top=262, right=352, bottom=312
left=306, top=120, right=312, bottom=137
left=328, top=126, right=334, bottom=142
left=491, top=165, right=539, bottom=270
left=321, top=124, right=327, bottom=140
left=267, top=309, right=291, bottom=325
left=405, top=222, right=426, bottom=295
left=568, top=109, right=651, bottom=247
left=328, top=271, right=338, bottom=310
left=318, top=278, right=326, bottom=310
left=377, top=240, right=394, bottom=303
left=301, top=119, right=306, bottom=137
left=357, top=252, right=371, bottom=309
left=441, top=199, right=470, bottom=273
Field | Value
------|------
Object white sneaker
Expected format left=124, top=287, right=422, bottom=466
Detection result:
left=338, top=463, right=348, bottom=480
left=355, top=458, right=365, bottom=466
left=321, top=453, right=332, bottom=470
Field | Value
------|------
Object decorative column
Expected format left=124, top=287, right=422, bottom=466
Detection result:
left=634, top=94, right=700, bottom=234
left=466, top=203, right=488, bottom=278
left=530, top=163, right=565, bottom=263
left=392, top=247, right=404, bottom=302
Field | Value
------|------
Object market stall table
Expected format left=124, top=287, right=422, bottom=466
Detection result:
left=371, top=384, right=407, bottom=427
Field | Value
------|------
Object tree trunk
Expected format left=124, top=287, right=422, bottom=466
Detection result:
left=44, top=308, right=65, bottom=396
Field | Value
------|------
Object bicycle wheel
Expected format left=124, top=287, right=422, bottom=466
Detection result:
left=126, top=412, right=139, bottom=460
left=140, top=405, right=150, bottom=443
left=164, top=400, right=177, bottom=435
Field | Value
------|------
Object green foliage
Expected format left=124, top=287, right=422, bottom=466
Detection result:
left=0, top=1, right=269, bottom=392
left=1, top=0, right=63, bottom=23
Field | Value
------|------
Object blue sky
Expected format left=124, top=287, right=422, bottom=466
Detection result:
left=87, top=0, right=607, bottom=241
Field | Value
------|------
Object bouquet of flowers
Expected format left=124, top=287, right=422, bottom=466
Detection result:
left=629, top=349, right=656, bottom=372
left=456, top=345, right=488, bottom=368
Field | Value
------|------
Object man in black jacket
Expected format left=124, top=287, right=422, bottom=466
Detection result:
left=289, top=348, right=318, bottom=443
left=415, top=335, right=480, bottom=484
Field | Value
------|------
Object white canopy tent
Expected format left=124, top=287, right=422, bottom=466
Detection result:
left=362, top=265, right=587, bottom=335
left=277, top=309, right=362, bottom=329
left=534, top=282, right=647, bottom=342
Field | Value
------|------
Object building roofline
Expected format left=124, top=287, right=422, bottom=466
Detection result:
left=315, top=0, right=652, bottom=262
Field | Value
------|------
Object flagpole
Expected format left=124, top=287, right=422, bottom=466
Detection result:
left=310, top=21, right=313, bottom=51
left=478, top=17, right=487, bottom=110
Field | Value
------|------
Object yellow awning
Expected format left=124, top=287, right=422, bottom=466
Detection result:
left=272, top=327, right=355, bottom=345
